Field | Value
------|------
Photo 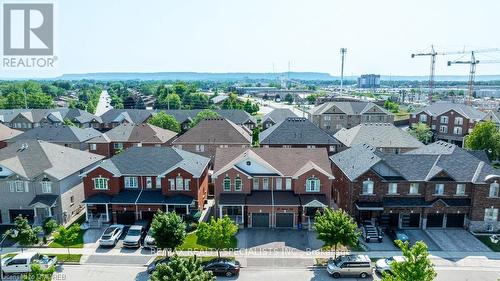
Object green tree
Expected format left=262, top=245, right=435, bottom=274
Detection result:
left=6, top=92, right=26, bottom=109
left=151, top=256, right=214, bottom=281
left=465, top=121, right=500, bottom=160
left=53, top=223, right=80, bottom=258
left=42, top=218, right=59, bottom=237
left=26, top=93, right=54, bottom=108
left=151, top=211, right=186, bottom=257
left=22, top=264, right=55, bottom=281
left=9, top=216, right=41, bottom=248
left=197, top=216, right=238, bottom=258
left=313, top=209, right=360, bottom=258
left=306, top=94, right=318, bottom=105
left=409, top=123, right=432, bottom=144
left=284, top=93, right=294, bottom=104
left=63, top=119, right=75, bottom=126
left=157, top=93, right=181, bottom=109
left=86, top=100, right=96, bottom=114
left=382, top=241, right=436, bottom=281
left=190, top=109, right=219, bottom=128
left=252, top=126, right=261, bottom=147
left=148, top=112, right=181, bottom=133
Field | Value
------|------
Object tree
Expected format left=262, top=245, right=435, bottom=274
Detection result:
left=284, top=93, right=294, bottom=104
left=197, top=216, right=238, bottom=258
left=252, top=126, right=261, bottom=147
left=42, top=218, right=59, bottom=237
left=53, top=223, right=80, bottom=258
left=465, top=121, right=500, bottom=160
left=151, top=211, right=186, bottom=257
left=22, top=264, right=55, bottom=281
left=26, top=93, right=54, bottom=108
left=63, top=119, right=75, bottom=126
left=148, top=112, right=181, bottom=133
left=9, top=216, right=41, bottom=249
left=190, top=109, right=219, bottom=128
left=6, top=92, right=26, bottom=109
left=382, top=241, right=436, bottom=281
left=409, top=123, right=432, bottom=144
left=313, top=209, right=360, bottom=258
left=151, top=256, right=214, bottom=281
left=306, top=94, right=318, bottom=105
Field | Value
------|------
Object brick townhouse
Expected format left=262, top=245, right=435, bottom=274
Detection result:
left=81, top=146, right=210, bottom=224
left=330, top=141, right=500, bottom=231
left=212, top=147, right=334, bottom=229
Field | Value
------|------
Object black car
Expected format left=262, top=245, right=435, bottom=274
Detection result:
left=147, top=257, right=170, bottom=274
left=202, top=259, right=240, bottom=277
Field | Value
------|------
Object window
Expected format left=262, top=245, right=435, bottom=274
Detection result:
left=409, top=183, right=419, bottom=194
left=146, top=177, right=152, bottom=189
left=124, top=177, right=138, bottom=188
left=90, top=144, right=97, bottom=151
left=283, top=145, right=291, bottom=148
left=454, top=117, right=463, bottom=125
left=453, top=127, right=462, bottom=135
left=195, top=145, right=205, bottom=152
left=169, top=179, right=175, bottom=190
left=70, top=196, right=74, bottom=206
left=456, top=184, right=466, bottom=195
left=324, top=115, right=331, bottom=121
left=9, top=181, right=28, bottom=192
left=184, top=179, right=191, bottom=190
left=439, top=125, right=448, bottom=133
left=156, top=177, right=162, bottom=188
left=262, top=178, right=269, bottom=190
left=285, top=178, right=292, bottom=190
left=329, top=146, right=336, bottom=152
left=219, top=145, right=229, bottom=148
left=362, top=180, right=374, bottom=195
left=176, top=176, right=183, bottom=190
left=224, top=177, right=231, bottom=191
left=485, top=208, right=499, bottom=222
left=431, top=125, right=436, bottom=130
left=419, top=114, right=427, bottom=122
left=252, top=178, right=259, bottom=190
left=275, top=178, right=282, bottom=190
left=235, top=176, right=242, bottom=191
left=306, top=177, right=320, bottom=192
left=41, top=180, right=52, bottom=193
left=434, top=184, right=444, bottom=195
left=93, top=178, right=108, bottom=190
left=307, top=145, right=316, bottom=149
left=440, top=116, right=448, bottom=124
left=388, top=183, right=398, bottom=194
left=489, top=182, right=499, bottom=197
left=113, top=143, right=123, bottom=149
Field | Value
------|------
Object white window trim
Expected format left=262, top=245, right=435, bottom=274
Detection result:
left=93, top=178, right=109, bottom=190
left=156, top=177, right=162, bottom=189
left=252, top=178, right=259, bottom=190
left=362, top=180, right=374, bottom=195
left=41, top=181, right=52, bottom=193
left=409, top=183, right=420, bottom=195
left=146, top=177, right=152, bottom=189
left=176, top=176, right=184, bottom=191
left=489, top=182, right=499, bottom=198
left=456, top=184, right=466, bottom=196
left=124, top=176, right=138, bottom=189
left=285, top=178, right=292, bottom=190
left=224, top=177, right=231, bottom=191
left=388, top=183, right=398, bottom=195
left=234, top=177, right=242, bottom=191
left=434, top=184, right=445, bottom=195
left=275, top=178, right=282, bottom=190
left=306, top=177, right=320, bottom=192
left=262, top=178, right=269, bottom=190
left=169, top=179, right=175, bottom=190
left=485, top=208, right=499, bottom=222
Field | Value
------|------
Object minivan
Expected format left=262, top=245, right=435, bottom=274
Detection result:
left=326, top=254, right=372, bottom=278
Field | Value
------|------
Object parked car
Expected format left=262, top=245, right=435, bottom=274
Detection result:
left=326, top=254, right=372, bottom=278
left=98, top=224, right=125, bottom=247
left=143, top=228, right=156, bottom=249
left=1, top=252, right=57, bottom=275
left=386, top=228, right=410, bottom=245
left=147, top=257, right=170, bottom=274
left=123, top=225, right=144, bottom=248
left=202, top=259, right=240, bottom=277
left=375, top=256, right=406, bottom=275
left=361, top=221, right=383, bottom=243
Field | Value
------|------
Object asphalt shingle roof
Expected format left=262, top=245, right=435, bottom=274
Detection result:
left=414, top=102, right=486, bottom=120
left=98, top=109, right=154, bottom=123
left=162, top=109, right=255, bottom=125
left=309, top=101, right=391, bottom=116
left=0, top=108, right=101, bottom=124
left=173, top=118, right=252, bottom=144
left=262, top=109, right=298, bottom=124
left=9, top=125, right=102, bottom=144
left=259, top=117, right=339, bottom=145
left=334, top=123, right=423, bottom=148
left=0, top=124, right=22, bottom=141
left=87, top=123, right=177, bottom=144
left=245, top=191, right=300, bottom=206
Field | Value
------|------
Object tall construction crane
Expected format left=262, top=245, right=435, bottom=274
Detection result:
left=411, top=45, right=466, bottom=102
left=447, top=49, right=500, bottom=105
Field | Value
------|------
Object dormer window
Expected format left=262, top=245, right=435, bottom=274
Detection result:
left=306, top=177, right=320, bottom=192
left=489, top=181, right=499, bottom=198
left=94, top=178, right=109, bottom=190
left=362, top=179, right=374, bottom=195
left=41, top=177, right=52, bottom=193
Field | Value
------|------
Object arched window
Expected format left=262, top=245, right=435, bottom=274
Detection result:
left=176, top=175, right=183, bottom=190
left=223, top=176, right=231, bottom=191
left=41, top=177, right=52, bottom=193
left=489, top=181, right=499, bottom=198
left=234, top=176, right=242, bottom=191
left=362, top=179, right=374, bottom=195
left=306, top=177, right=320, bottom=192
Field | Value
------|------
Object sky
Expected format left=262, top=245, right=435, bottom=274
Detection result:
left=2, top=0, right=500, bottom=78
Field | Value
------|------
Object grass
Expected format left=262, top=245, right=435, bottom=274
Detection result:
left=153, top=255, right=235, bottom=263
left=48, top=214, right=86, bottom=248
left=320, top=243, right=366, bottom=252
left=177, top=232, right=237, bottom=251
left=0, top=253, right=81, bottom=263
left=475, top=235, right=500, bottom=252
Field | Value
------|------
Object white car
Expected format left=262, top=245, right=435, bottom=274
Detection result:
left=99, top=224, right=125, bottom=247
left=143, top=228, right=156, bottom=249
left=375, top=256, right=406, bottom=274
left=1, top=252, right=57, bottom=274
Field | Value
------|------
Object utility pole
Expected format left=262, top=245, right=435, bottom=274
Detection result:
left=340, top=48, right=347, bottom=93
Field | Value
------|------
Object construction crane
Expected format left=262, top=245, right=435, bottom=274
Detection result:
left=447, top=49, right=500, bottom=105
left=411, top=45, right=466, bottom=102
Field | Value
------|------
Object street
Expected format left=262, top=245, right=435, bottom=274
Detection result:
left=57, top=264, right=500, bottom=281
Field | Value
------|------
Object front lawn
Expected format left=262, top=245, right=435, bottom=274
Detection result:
left=177, top=232, right=237, bottom=251
left=48, top=214, right=86, bottom=248
left=476, top=235, right=500, bottom=252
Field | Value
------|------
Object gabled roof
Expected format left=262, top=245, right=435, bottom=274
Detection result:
left=481, top=110, right=500, bottom=124
left=161, top=109, right=256, bottom=125
left=98, top=109, right=154, bottom=123
left=334, top=123, right=423, bottom=149
left=259, top=117, right=339, bottom=145
left=262, top=108, right=298, bottom=124
left=413, top=102, right=486, bottom=120
left=87, top=123, right=177, bottom=144
left=213, top=147, right=333, bottom=179
left=0, top=140, right=104, bottom=180
left=0, top=123, right=22, bottom=141
left=8, top=125, right=102, bottom=144
left=172, top=118, right=252, bottom=144
left=0, top=108, right=101, bottom=124
left=90, top=146, right=210, bottom=178
left=309, top=101, right=391, bottom=116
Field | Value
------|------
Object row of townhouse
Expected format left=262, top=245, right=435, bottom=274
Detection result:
left=0, top=108, right=100, bottom=130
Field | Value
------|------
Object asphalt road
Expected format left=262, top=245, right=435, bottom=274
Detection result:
left=58, top=264, right=500, bottom=281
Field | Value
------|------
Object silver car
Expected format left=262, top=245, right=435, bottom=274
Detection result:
left=98, top=224, right=125, bottom=247
left=326, top=254, right=372, bottom=278
left=123, top=225, right=144, bottom=248
left=143, top=228, right=156, bottom=249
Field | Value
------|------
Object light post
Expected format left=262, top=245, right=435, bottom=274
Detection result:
left=0, top=229, right=18, bottom=281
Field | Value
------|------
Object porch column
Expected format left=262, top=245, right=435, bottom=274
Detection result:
left=85, top=204, right=89, bottom=221
left=48, top=207, right=52, bottom=217
left=165, top=204, right=169, bottom=212
left=33, top=207, right=38, bottom=223
left=105, top=204, right=110, bottom=222
left=442, top=214, right=447, bottom=228
left=241, top=205, right=244, bottom=224
left=186, top=205, right=190, bottom=214
left=219, top=205, right=223, bottom=218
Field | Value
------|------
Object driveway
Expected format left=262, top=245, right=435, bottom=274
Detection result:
left=236, top=229, right=323, bottom=251
left=426, top=229, right=491, bottom=252
left=360, top=229, right=440, bottom=251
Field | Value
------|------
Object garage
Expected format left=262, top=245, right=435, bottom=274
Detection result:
left=446, top=214, right=465, bottom=228
left=275, top=213, right=294, bottom=228
left=401, top=213, right=420, bottom=228
left=116, top=211, right=136, bottom=225
left=426, top=213, right=444, bottom=228
left=141, top=211, right=157, bottom=222
left=9, top=209, right=34, bottom=224
left=251, top=213, right=269, bottom=228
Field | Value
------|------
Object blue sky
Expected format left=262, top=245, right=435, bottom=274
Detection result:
left=3, top=0, right=500, bottom=78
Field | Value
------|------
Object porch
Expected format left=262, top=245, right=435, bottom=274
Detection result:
left=29, top=195, right=59, bottom=225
